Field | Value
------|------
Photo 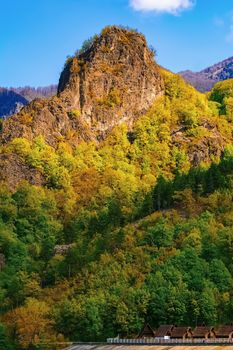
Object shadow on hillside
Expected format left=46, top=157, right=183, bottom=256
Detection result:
left=138, top=153, right=233, bottom=218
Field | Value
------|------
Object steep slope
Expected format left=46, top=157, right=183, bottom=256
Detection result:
left=1, top=26, right=164, bottom=148
left=0, top=68, right=230, bottom=190
left=0, top=85, right=57, bottom=118
left=179, top=56, right=233, bottom=92
left=58, top=26, right=164, bottom=139
left=1, top=27, right=231, bottom=190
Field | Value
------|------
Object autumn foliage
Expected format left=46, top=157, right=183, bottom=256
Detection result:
left=2, top=74, right=233, bottom=349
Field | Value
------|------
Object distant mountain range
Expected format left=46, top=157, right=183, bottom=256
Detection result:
left=0, top=85, right=57, bottom=118
left=179, top=56, right=233, bottom=92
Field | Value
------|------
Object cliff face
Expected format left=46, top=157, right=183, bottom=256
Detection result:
left=0, top=27, right=164, bottom=147
left=58, top=26, right=164, bottom=139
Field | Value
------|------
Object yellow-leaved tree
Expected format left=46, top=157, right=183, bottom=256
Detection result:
left=5, top=298, right=55, bottom=349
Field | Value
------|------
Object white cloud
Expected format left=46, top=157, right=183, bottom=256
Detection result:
left=130, top=0, right=195, bottom=14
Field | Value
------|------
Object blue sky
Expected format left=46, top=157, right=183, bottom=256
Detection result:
left=1, top=0, right=233, bottom=87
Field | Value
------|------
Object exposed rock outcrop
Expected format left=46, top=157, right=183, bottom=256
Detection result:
left=0, top=153, right=46, bottom=188
left=58, top=26, right=164, bottom=139
left=54, top=244, right=76, bottom=255
left=0, top=26, right=229, bottom=190
left=171, top=120, right=226, bottom=166
left=0, top=26, right=164, bottom=148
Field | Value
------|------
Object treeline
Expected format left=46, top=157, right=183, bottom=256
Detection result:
left=12, top=85, right=57, bottom=101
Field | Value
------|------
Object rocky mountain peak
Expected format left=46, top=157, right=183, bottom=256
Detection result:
left=1, top=26, right=164, bottom=148
left=0, top=26, right=164, bottom=188
left=58, top=26, right=156, bottom=93
left=57, top=26, right=164, bottom=139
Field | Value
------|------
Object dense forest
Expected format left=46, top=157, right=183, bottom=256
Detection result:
left=1, top=27, right=233, bottom=349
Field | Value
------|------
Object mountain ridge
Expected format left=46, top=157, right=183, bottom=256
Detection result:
left=179, top=56, right=233, bottom=92
left=0, top=85, right=57, bottom=118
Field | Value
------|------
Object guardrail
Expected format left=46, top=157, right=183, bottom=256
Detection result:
left=107, top=338, right=233, bottom=345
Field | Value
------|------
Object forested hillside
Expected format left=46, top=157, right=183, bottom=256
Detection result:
left=1, top=27, right=233, bottom=349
